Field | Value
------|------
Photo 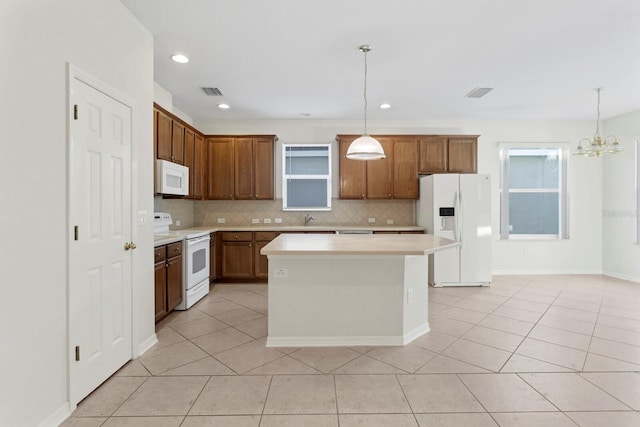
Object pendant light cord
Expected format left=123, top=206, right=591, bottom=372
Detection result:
left=595, top=88, right=600, bottom=138
left=361, top=46, right=370, bottom=135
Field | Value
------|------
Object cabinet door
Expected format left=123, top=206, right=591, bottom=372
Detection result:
left=171, top=121, right=185, bottom=164
left=221, top=241, right=254, bottom=279
left=183, top=128, right=196, bottom=198
left=154, top=261, right=168, bottom=323
left=209, top=233, right=216, bottom=282
left=254, top=240, right=269, bottom=279
left=393, top=138, right=419, bottom=199
left=234, top=138, right=254, bottom=199
left=338, top=137, right=366, bottom=199
left=366, top=137, right=394, bottom=199
left=448, top=137, right=477, bottom=173
left=253, top=138, right=275, bottom=200
left=166, top=255, right=183, bottom=311
left=194, top=133, right=205, bottom=199
left=206, top=138, right=234, bottom=199
left=156, top=110, right=172, bottom=161
left=418, top=136, right=448, bottom=174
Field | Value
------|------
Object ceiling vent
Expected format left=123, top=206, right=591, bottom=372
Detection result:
left=201, top=87, right=224, bottom=96
left=465, top=87, right=494, bottom=98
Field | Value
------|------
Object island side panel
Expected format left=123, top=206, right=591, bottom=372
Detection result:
left=266, top=254, right=428, bottom=347
left=402, top=254, right=430, bottom=343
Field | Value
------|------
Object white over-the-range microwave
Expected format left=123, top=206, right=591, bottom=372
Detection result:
left=156, top=159, right=189, bottom=195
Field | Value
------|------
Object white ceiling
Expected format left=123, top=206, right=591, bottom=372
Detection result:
left=121, top=0, right=640, bottom=122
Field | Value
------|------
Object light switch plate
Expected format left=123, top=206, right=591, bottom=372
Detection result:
left=386, top=219, right=394, bottom=225
left=263, top=218, right=272, bottom=224
left=368, top=218, right=376, bottom=223
left=252, top=218, right=260, bottom=224
left=275, top=218, right=283, bottom=224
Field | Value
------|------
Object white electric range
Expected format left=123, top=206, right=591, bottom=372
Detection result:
left=154, top=213, right=210, bottom=310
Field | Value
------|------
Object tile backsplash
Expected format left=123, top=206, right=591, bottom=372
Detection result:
left=156, top=197, right=416, bottom=228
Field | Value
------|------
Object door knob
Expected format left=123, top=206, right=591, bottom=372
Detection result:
left=130, top=242, right=137, bottom=250
left=124, top=242, right=131, bottom=250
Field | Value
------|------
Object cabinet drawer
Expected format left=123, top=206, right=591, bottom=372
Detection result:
left=167, top=241, right=183, bottom=257
left=154, top=246, right=166, bottom=263
left=255, top=231, right=278, bottom=241
left=221, top=231, right=253, bottom=242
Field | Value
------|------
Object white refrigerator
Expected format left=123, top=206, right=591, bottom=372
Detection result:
left=417, top=174, right=492, bottom=287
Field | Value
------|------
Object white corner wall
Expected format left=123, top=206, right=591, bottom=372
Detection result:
left=196, top=117, right=601, bottom=275
left=0, top=1, right=154, bottom=426
left=602, top=109, right=640, bottom=282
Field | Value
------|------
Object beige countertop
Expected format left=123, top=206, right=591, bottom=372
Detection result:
left=261, top=233, right=459, bottom=256
left=154, top=225, right=426, bottom=247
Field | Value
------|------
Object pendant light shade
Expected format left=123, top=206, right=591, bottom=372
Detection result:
left=346, top=45, right=386, bottom=161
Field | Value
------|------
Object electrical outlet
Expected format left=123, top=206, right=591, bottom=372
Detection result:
left=175, top=220, right=181, bottom=226
left=274, top=268, right=288, bottom=278
left=386, top=219, right=394, bottom=225
left=251, top=218, right=260, bottom=224
left=263, top=218, right=272, bottom=224
left=407, top=288, right=413, bottom=303
left=274, top=218, right=283, bottom=224
left=368, top=217, right=376, bottom=223
left=217, top=218, right=226, bottom=224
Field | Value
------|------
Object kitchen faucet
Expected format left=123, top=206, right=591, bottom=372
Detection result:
left=304, top=213, right=316, bottom=226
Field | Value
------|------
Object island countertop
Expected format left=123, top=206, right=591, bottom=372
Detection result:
left=261, top=233, right=459, bottom=256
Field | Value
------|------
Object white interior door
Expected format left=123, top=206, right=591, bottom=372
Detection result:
left=69, top=76, right=132, bottom=404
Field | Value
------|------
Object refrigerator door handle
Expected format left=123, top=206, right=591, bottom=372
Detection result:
left=458, top=190, right=463, bottom=243
left=453, top=191, right=460, bottom=242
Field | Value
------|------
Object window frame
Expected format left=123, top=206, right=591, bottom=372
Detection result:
left=499, top=143, right=569, bottom=240
left=636, top=140, right=640, bottom=244
left=282, top=143, right=332, bottom=211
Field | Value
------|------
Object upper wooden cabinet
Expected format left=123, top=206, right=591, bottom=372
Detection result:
left=205, top=137, right=234, bottom=200
left=155, top=108, right=173, bottom=162
left=171, top=121, right=185, bottom=164
left=205, top=136, right=276, bottom=200
left=337, top=135, right=419, bottom=200
left=184, top=129, right=205, bottom=200
left=418, top=135, right=478, bottom=174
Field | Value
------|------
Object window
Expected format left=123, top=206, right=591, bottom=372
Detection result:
left=499, top=145, right=568, bottom=239
left=282, top=144, right=332, bottom=211
left=637, top=140, right=640, bottom=243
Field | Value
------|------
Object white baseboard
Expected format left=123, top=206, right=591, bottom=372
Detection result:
left=602, top=270, right=640, bottom=284
left=267, top=335, right=405, bottom=347
left=38, top=402, right=71, bottom=427
left=492, top=269, right=604, bottom=276
left=402, top=323, right=430, bottom=345
left=136, top=333, right=158, bottom=357
left=266, top=323, right=431, bottom=347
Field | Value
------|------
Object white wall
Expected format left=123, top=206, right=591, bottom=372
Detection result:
left=196, top=117, right=602, bottom=275
left=0, top=1, right=154, bottom=425
left=602, top=109, right=640, bottom=282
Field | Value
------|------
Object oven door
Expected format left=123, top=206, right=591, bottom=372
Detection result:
left=186, top=235, right=210, bottom=289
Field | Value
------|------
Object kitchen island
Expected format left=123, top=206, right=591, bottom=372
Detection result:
left=261, top=233, right=459, bottom=347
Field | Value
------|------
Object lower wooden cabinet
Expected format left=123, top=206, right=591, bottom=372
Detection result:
left=220, top=232, right=254, bottom=279
left=154, top=241, right=183, bottom=323
left=218, top=231, right=278, bottom=282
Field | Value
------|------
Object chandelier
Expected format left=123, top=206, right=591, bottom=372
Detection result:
left=346, top=45, right=386, bottom=160
left=573, top=88, right=623, bottom=157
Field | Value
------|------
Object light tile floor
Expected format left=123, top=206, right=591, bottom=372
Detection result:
left=64, top=275, right=640, bottom=426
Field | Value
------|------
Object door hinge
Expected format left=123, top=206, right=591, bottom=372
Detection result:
left=75, top=346, right=80, bottom=361
left=74, top=225, right=78, bottom=241
left=73, top=104, right=78, bottom=120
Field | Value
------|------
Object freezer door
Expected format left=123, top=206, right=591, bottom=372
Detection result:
left=459, top=174, right=492, bottom=283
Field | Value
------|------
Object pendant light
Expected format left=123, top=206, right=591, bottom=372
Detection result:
left=572, top=88, right=623, bottom=157
left=346, top=45, right=386, bottom=160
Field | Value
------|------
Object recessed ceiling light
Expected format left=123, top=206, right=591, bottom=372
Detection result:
left=299, top=113, right=311, bottom=117
left=379, top=103, right=391, bottom=109
left=170, top=54, right=189, bottom=64
left=217, top=103, right=230, bottom=109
